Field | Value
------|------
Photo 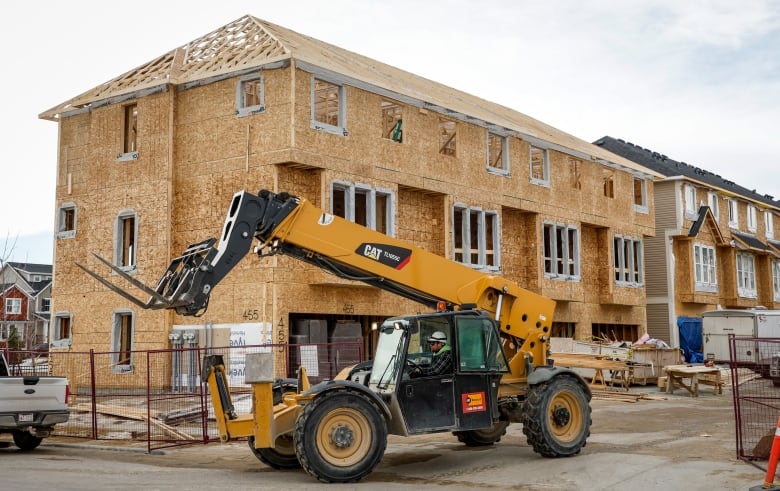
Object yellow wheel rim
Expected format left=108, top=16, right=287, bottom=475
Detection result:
left=315, top=406, right=372, bottom=467
left=548, top=390, right=583, bottom=442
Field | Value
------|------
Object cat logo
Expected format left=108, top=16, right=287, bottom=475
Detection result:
left=363, top=244, right=382, bottom=261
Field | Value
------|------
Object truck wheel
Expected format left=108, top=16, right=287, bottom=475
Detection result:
left=13, top=430, right=43, bottom=451
left=247, top=435, right=300, bottom=469
left=523, top=374, right=591, bottom=457
left=294, top=391, right=387, bottom=483
left=453, top=420, right=509, bottom=446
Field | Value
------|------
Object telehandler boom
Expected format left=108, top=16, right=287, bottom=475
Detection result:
left=79, top=189, right=592, bottom=483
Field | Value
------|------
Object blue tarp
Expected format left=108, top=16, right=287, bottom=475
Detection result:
left=678, top=316, right=703, bottom=363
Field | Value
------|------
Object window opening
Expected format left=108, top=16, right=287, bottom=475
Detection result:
left=693, top=243, right=717, bottom=292
left=728, top=199, right=739, bottom=227
left=736, top=252, right=757, bottom=298
left=570, top=158, right=582, bottom=190
left=453, top=205, right=499, bottom=270
left=311, top=78, right=346, bottom=135
left=633, top=178, right=647, bottom=211
left=603, top=173, right=615, bottom=198
left=381, top=101, right=403, bottom=142
left=708, top=192, right=719, bottom=220
left=236, top=74, right=265, bottom=116
left=123, top=104, right=137, bottom=154
left=439, top=119, right=456, bottom=156
left=543, top=223, right=580, bottom=279
left=116, top=212, right=137, bottom=270
left=530, top=146, right=549, bottom=185
left=613, top=235, right=643, bottom=286
left=113, top=311, right=134, bottom=369
left=487, top=132, right=508, bottom=173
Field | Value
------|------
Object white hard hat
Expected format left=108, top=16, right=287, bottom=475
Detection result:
left=428, top=331, right=447, bottom=343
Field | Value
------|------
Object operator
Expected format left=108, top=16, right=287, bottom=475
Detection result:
left=412, top=331, right=453, bottom=377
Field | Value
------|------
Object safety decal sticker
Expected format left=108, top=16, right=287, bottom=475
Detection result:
left=461, top=391, right=486, bottom=413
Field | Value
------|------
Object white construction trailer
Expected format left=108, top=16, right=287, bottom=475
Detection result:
left=701, top=309, right=780, bottom=364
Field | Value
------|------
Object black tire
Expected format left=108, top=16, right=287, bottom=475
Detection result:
left=453, top=420, right=509, bottom=446
left=523, top=374, right=591, bottom=457
left=247, top=435, right=301, bottom=469
left=13, top=430, right=42, bottom=451
left=294, top=390, right=387, bottom=483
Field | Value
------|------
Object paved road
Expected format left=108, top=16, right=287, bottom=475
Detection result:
left=0, top=389, right=766, bottom=490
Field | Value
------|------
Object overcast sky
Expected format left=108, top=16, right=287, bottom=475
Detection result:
left=2, top=0, right=778, bottom=264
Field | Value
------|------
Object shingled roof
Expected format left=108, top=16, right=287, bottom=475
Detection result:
left=40, top=15, right=660, bottom=179
left=594, top=136, right=779, bottom=209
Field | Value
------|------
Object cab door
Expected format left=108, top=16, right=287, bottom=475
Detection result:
left=452, top=314, right=508, bottom=431
left=398, top=374, right=455, bottom=433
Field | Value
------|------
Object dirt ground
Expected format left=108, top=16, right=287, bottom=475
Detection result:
left=3, top=384, right=767, bottom=490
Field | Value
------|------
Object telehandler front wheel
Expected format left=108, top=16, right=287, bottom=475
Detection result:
left=294, top=390, right=387, bottom=483
left=247, top=435, right=300, bottom=469
left=523, top=374, right=591, bottom=457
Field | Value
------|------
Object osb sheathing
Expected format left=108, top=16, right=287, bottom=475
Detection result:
left=54, top=62, right=654, bottom=362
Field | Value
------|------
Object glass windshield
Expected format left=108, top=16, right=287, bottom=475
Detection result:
left=369, top=319, right=408, bottom=392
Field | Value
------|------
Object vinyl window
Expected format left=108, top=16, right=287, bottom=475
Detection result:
left=236, top=73, right=265, bottom=116
left=112, top=311, right=134, bottom=372
left=693, top=243, right=717, bottom=292
left=53, top=313, right=72, bottom=347
left=543, top=223, right=580, bottom=280
left=767, top=211, right=775, bottom=239
left=613, top=235, right=643, bottom=286
left=747, top=205, right=757, bottom=232
left=684, top=184, right=696, bottom=217
left=331, top=182, right=394, bottom=235
left=773, top=260, right=780, bottom=302
left=529, top=146, right=549, bottom=186
left=633, top=177, right=648, bottom=213
left=117, top=103, right=138, bottom=161
left=115, top=211, right=138, bottom=271
left=486, top=132, right=509, bottom=174
left=728, top=199, right=739, bottom=228
left=736, top=252, right=757, bottom=298
left=5, top=298, right=21, bottom=315
left=311, top=78, right=347, bottom=135
left=453, top=205, right=499, bottom=270
left=708, top=192, right=719, bottom=220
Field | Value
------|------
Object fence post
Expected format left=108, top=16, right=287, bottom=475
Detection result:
left=89, top=349, right=97, bottom=440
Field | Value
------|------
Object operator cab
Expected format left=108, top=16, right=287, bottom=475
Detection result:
left=368, top=310, right=509, bottom=435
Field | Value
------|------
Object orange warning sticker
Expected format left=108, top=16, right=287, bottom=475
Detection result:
left=462, top=391, right=486, bottom=413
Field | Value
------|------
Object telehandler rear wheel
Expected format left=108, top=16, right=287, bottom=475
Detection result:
left=453, top=420, right=509, bottom=446
left=522, top=374, right=591, bottom=457
left=294, top=390, right=387, bottom=483
left=248, top=435, right=300, bottom=469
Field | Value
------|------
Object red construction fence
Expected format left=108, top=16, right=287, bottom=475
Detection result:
left=4, top=341, right=364, bottom=452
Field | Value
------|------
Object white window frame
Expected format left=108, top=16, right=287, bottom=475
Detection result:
left=529, top=146, right=550, bottom=186
left=311, top=77, right=347, bottom=136
left=111, top=310, right=134, bottom=373
left=773, top=259, right=780, bottom=302
left=543, top=222, right=581, bottom=280
left=115, top=210, right=138, bottom=272
left=684, top=184, right=697, bottom=218
left=728, top=199, right=739, bottom=228
left=767, top=211, right=775, bottom=239
left=41, top=298, right=51, bottom=312
left=486, top=131, right=509, bottom=175
left=747, top=204, right=757, bottom=232
left=52, top=312, right=72, bottom=347
left=236, top=72, right=265, bottom=117
left=633, top=177, right=648, bottom=213
left=736, top=252, right=757, bottom=298
left=452, top=204, right=500, bottom=271
left=693, top=243, right=717, bottom=292
left=57, top=202, right=77, bottom=239
left=330, top=181, right=395, bottom=236
left=613, top=235, right=644, bottom=287
left=707, top=192, right=719, bottom=220
left=5, top=297, right=21, bottom=315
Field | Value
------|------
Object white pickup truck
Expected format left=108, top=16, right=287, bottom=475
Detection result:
left=0, top=351, right=70, bottom=450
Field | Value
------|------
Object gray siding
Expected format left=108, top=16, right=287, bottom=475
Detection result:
left=654, top=182, right=678, bottom=230
left=646, top=302, right=672, bottom=343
